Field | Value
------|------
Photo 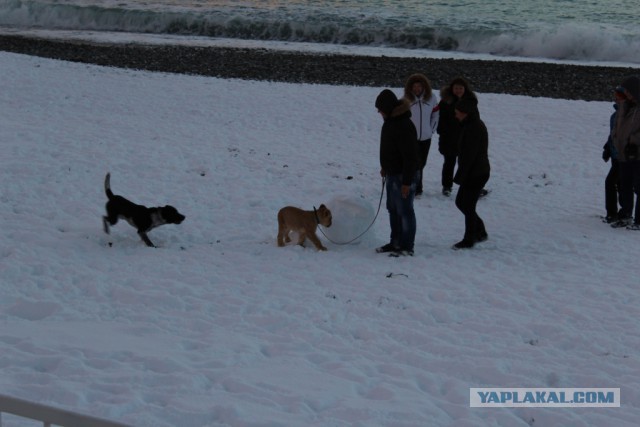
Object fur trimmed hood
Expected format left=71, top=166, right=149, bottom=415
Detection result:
left=404, top=73, right=433, bottom=101
left=391, top=98, right=412, bottom=118
left=447, top=76, right=477, bottom=103
left=439, top=85, right=455, bottom=104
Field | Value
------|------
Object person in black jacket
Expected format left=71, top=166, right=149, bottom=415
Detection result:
left=602, top=86, right=626, bottom=223
left=437, top=77, right=486, bottom=197
left=436, top=85, right=460, bottom=196
left=611, top=75, right=640, bottom=229
left=374, top=89, right=419, bottom=256
left=452, top=97, right=490, bottom=249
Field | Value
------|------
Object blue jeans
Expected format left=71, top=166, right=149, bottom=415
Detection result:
left=385, top=174, right=417, bottom=250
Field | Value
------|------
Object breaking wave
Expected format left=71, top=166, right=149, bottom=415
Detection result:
left=1, top=0, right=639, bottom=64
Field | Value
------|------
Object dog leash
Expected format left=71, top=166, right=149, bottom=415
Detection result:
left=316, top=177, right=385, bottom=245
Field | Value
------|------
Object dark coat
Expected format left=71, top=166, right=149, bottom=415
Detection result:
left=603, top=103, right=619, bottom=161
left=437, top=89, right=478, bottom=157
left=379, top=99, right=418, bottom=186
left=436, top=88, right=459, bottom=156
left=613, top=75, right=640, bottom=161
left=453, top=104, right=490, bottom=186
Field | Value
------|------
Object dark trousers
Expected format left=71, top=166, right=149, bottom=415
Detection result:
left=619, top=160, right=640, bottom=222
left=441, top=154, right=457, bottom=189
left=605, top=159, right=621, bottom=217
left=455, top=175, right=489, bottom=241
left=416, top=139, right=431, bottom=192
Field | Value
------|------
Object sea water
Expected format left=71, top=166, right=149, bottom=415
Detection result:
left=0, top=0, right=639, bottom=65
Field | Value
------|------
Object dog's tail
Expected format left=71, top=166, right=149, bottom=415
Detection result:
left=104, top=172, right=114, bottom=200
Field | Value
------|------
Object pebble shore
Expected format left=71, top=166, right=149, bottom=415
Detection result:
left=1, top=34, right=639, bottom=102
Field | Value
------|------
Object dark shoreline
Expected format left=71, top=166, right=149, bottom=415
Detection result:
left=1, top=34, right=639, bottom=102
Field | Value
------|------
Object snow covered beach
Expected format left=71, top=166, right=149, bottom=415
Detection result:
left=1, top=43, right=639, bottom=426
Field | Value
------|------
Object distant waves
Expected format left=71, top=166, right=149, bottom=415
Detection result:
left=0, top=1, right=639, bottom=64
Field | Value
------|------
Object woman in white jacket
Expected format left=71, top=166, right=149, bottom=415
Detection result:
left=404, top=73, right=439, bottom=196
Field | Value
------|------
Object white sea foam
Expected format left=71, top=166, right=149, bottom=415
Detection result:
left=1, top=0, right=639, bottom=65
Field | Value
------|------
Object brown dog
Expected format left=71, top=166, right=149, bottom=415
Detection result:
left=277, top=204, right=332, bottom=251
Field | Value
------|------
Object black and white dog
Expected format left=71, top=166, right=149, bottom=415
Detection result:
left=103, top=173, right=185, bottom=247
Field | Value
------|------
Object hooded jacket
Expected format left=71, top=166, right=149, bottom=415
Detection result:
left=403, top=73, right=439, bottom=142
left=437, top=86, right=478, bottom=157
left=603, top=103, right=620, bottom=161
left=613, top=75, right=640, bottom=162
left=453, top=100, right=490, bottom=186
left=377, top=91, right=418, bottom=186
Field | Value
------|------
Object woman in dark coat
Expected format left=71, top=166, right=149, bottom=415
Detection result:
left=452, top=97, right=490, bottom=249
left=437, top=77, right=478, bottom=196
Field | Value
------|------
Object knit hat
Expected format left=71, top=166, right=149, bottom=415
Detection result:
left=454, top=97, right=478, bottom=115
left=375, top=89, right=399, bottom=116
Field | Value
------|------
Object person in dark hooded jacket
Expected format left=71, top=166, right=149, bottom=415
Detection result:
left=375, top=89, right=419, bottom=256
left=611, top=75, right=640, bottom=229
left=451, top=97, right=490, bottom=249
left=436, top=85, right=459, bottom=196
left=437, top=76, right=485, bottom=197
left=602, top=86, right=626, bottom=223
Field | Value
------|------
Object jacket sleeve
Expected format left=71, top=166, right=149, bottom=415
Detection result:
left=625, top=107, right=640, bottom=149
left=400, top=124, right=418, bottom=186
left=431, top=104, right=440, bottom=136
left=454, top=121, right=486, bottom=185
left=436, top=102, right=444, bottom=135
left=602, top=136, right=612, bottom=161
left=630, top=125, right=640, bottom=146
left=453, top=132, right=470, bottom=185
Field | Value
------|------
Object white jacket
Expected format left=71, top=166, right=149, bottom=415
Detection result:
left=409, top=94, right=439, bottom=142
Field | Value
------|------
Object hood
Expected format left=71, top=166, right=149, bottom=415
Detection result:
left=391, top=98, right=412, bottom=118
left=439, top=86, right=454, bottom=103
left=404, top=73, right=432, bottom=101
left=448, top=76, right=478, bottom=102
left=455, top=97, right=479, bottom=116
left=621, top=75, right=640, bottom=101
left=376, top=89, right=400, bottom=116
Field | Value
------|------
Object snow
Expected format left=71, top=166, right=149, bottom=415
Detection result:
left=0, top=50, right=639, bottom=427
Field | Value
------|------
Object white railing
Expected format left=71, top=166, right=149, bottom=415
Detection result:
left=0, top=394, right=131, bottom=427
